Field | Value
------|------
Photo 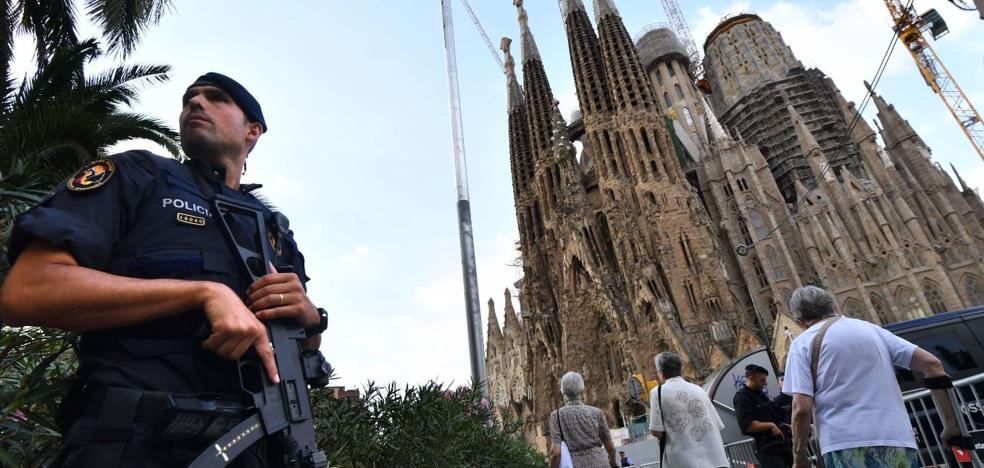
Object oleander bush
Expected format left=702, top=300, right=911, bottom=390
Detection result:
left=312, top=380, right=542, bottom=467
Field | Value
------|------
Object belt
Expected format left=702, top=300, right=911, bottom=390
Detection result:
left=80, top=386, right=247, bottom=467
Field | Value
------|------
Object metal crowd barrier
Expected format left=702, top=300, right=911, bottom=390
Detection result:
left=723, top=436, right=823, bottom=467
left=902, top=372, right=984, bottom=467
left=723, top=438, right=758, bottom=467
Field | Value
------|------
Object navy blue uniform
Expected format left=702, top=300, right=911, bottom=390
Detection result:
left=734, top=386, right=793, bottom=468
left=8, top=150, right=309, bottom=467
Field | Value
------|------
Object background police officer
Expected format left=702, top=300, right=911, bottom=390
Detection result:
left=0, top=72, right=326, bottom=467
left=734, top=364, right=793, bottom=468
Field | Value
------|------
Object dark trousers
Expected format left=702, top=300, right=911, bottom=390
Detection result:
left=756, top=445, right=794, bottom=468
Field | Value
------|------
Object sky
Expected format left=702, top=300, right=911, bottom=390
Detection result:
left=11, top=1, right=983, bottom=390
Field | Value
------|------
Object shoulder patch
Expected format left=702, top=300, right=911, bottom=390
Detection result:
left=67, top=159, right=116, bottom=192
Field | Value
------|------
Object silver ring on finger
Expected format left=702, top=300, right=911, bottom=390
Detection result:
left=279, top=293, right=284, bottom=305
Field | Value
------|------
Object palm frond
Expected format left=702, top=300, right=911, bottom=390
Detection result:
left=0, top=0, right=15, bottom=103
left=91, top=111, right=179, bottom=156
left=81, top=62, right=170, bottom=110
left=19, top=0, right=78, bottom=68
left=84, top=0, right=171, bottom=57
left=14, top=39, right=100, bottom=112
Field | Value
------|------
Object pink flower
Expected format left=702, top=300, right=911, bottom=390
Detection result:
left=11, top=410, right=27, bottom=422
left=443, top=390, right=453, bottom=400
left=480, top=398, right=489, bottom=409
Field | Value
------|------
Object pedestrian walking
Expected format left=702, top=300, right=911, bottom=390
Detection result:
left=783, top=285, right=963, bottom=468
left=649, top=352, right=728, bottom=468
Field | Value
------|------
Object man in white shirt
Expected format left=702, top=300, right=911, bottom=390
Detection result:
left=649, top=352, right=728, bottom=468
left=783, top=285, right=963, bottom=468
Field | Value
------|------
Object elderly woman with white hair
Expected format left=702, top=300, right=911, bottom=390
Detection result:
left=782, top=285, right=963, bottom=468
left=548, top=371, right=618, bottom=468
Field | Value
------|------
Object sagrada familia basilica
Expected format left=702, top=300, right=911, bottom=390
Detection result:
left=484, top=0, right=984, bottom=449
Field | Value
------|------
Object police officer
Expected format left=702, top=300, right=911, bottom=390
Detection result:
left=0, top=72, right=328, bottom=467
left=733, top=364, right=793, bottom=468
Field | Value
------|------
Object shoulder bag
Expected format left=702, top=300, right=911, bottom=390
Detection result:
left=555, top=407, right=574, bottom=468
left=658, top=385, right=666, bottom=464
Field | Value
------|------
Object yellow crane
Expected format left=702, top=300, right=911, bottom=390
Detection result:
left=883, top=1, right=983, bottom=160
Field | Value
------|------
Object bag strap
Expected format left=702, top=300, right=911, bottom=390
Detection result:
left=658, top=385, right=666, bottom=463
left=810, top=316, right=840, bottom=391
left=808, top=316, right=839, bottom=468
left=556, top=406, right=567, bottom=442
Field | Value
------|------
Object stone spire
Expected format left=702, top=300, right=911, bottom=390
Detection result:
left=951, top=163, right=972, bottom=192
left=503, top=37, right=524, bottom=112
left=503, top=35, right=539, bottom=253
left=515, top=0, right=557, bottom=158
left=559, top=0, right=586, bottom=19
left=795, top=178, right=814, bottom=206
left=592, top=0, right=620, bottom=21
left=831, top=83, right=876, bottom=144
left=705, top=98, right=733, bottom=147
left=487, top=297, right=504, bottom=347
left=789, top=105, right=834, bottom=183
left=502, top=289, right=523, bottom=343
left=592, top=0, right=658, bottom=113
left=561, top=0, right=614, bottom=115
left=865, top=81, right=924, bottom=150
left=516, top=0, right=540, bottom=62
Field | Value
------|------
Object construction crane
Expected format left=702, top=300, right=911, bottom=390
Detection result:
left=883, top=0, right=983, bottom=160
left=660, top=0, right=703, bottom=79
left=459, top=0, right=505, bottom=75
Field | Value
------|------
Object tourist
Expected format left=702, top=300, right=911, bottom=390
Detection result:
left=783, top=285, right=963, bottom=468
left=734, top=364, right=793, bottom=468
left=548, top=371, right=619, bottom=468
left=649, top=352, right=728, bottom=468
left=618, top=450, right=634, bottom=466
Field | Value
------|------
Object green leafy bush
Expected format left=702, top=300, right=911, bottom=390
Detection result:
left=313, top=381, right=543, bottom=467
left=0, top=328, right=78, bottom=466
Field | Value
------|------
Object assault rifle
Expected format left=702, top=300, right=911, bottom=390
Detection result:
left=177, top=194, right=331, bottom=467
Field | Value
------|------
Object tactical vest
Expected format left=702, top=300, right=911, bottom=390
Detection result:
left=75, top=155, right=301, bottom=400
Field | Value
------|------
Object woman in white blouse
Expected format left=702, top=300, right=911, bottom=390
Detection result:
left=649, top=352, right=729, bottom=468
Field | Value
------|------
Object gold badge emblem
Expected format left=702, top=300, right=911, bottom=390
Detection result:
left=67, top=159, right=115, bottom=192
left=269, top=231, right=283, bottom=256
left=176, top=213, right=207, bottom=227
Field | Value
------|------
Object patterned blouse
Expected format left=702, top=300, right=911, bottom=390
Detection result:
left=549, top=400, right=612, bottom=467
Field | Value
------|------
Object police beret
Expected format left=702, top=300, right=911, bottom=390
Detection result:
left=745, top=364, right=769, bottom=375
left=188, top=72, right=267, bottom=132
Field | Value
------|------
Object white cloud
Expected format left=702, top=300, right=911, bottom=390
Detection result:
left=314, top=231, right=523, bottom=389
left=339, top=244, right=371, bottom=267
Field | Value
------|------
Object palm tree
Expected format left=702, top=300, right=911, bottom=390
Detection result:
left=0, top=38, right=179, bottom=253
left=0, top=1, right=173, bottom=123
left=1, top=0, right=173, bottom=67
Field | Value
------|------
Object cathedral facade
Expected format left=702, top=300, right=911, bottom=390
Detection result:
left=485, top=1, right=984, bottom=450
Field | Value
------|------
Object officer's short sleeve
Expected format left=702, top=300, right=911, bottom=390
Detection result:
left=8, top=152, right=158, bottom=270
left=282, top=231, right=311, bottom=288
left=733, top=391, right=754, bottom=433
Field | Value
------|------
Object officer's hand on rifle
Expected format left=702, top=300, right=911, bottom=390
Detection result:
left=247, top=264, right=320, bottom=330
left=200, top=281, right=280, bottom=384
